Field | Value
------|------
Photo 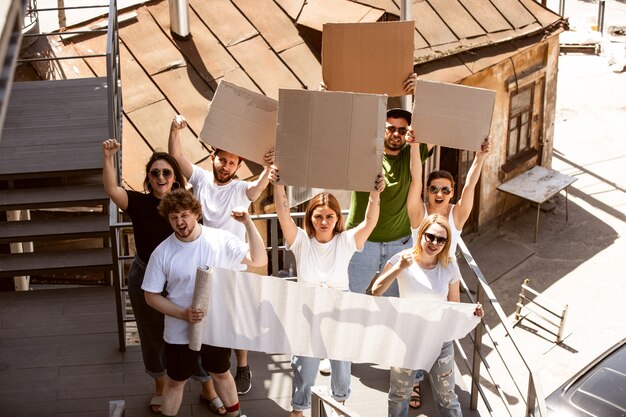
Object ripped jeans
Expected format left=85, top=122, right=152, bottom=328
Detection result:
left=388, top=341, right=461, bottom=417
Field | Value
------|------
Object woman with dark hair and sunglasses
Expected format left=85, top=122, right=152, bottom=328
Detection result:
left=403, top=134, right=489, bottom=409
left=371, top=214, right=483, bottom=417
left=269, top=165, right=385, bottom=417
left=102, top=139, right=226, bottom=415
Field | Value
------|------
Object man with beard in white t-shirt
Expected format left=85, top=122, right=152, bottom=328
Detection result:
left=168, top=114, right=272, bottom=396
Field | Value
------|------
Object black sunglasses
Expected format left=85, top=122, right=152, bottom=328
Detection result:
left=428, top=185, right=452, bottom=195
left=385, top=126, right=408, bottom=136
left=149, top=168, right=174, bottom=179
left=424, top=232, right=448, bottom=246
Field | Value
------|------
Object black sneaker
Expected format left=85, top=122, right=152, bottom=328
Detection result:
left=235, top=365, right=252, bottom=395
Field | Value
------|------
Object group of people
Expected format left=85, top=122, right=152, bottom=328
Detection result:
left=102, top=73, right=490, bottom=417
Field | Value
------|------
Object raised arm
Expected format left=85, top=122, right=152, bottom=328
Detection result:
left=246, top=148, right=274, bottom=201
left=269, top=166, right=298, bottom=247
left=407, top=133, right=425, bottom=228
left=353, top=173, right=385, bottom=250
left=167, top=114, right=193, bottom=179
left=371, top=253, right=412, bottom=296
left=102, top=139, right=128, bottom=210
left=232, top=210, right=268, bottom=268
left=453, top=137, right=491, bottom=229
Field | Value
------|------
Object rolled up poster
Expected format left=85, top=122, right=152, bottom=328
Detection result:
left=189, top=266, right=212, bottom=351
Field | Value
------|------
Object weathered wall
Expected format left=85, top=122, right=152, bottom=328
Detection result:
left=458, top=35, right=561, bottom=227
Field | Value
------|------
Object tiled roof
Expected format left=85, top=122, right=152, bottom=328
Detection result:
left=50, top=0, right=564, bottom=189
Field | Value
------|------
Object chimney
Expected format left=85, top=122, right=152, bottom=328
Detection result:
left=169, top=0, right=191, bottom=40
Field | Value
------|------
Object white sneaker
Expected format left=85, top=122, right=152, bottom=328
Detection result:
left=319, top=358, right=331, bottom=376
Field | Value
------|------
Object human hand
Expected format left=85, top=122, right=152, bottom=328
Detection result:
left=373, top=172, right=385, bottom=194
left=473, top=302, right=484, bottom=318
left=264, top=148, right=275, bottom=166
left=318, top=81, right=328, bottom=92
left=268, top=165, right=280, bottom=184
left=186, top=307, right=205, bottom=324
left=403, top=73, right=417, bottom=94
left=102, top=139, right=120, bottom=157
left=479, top=136, right=491, bottom=155
left=398, top=253, right=413, bottom=270
left=405, top=128, right=417, bottom=144
left=231, top=207, right=251, bottom=223
left=172, top=114, right=187, bottom=130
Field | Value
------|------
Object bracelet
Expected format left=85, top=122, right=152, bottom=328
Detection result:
left=369, top=197, right=380, bottom=205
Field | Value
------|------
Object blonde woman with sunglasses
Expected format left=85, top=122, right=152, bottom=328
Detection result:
left=371, top=214, right=483, bottom=417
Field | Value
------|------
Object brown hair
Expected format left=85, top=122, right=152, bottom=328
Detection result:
left=158, top=188, right=202, bottom=219
left=144, top=152, right=187, bottom=192
left=426, top=170, right=455, bottom=189
left=303, top=192, right=345, bottom=238
left=412, top=213, right=452, bottom=267
left=214, top=148, right=243, bottom=165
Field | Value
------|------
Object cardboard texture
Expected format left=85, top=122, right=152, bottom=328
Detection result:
left=199, top=80, right=277, bottom=164
left=322, top=21, right=415, bottom=96
left=412, top=80, right=495, bottom=152
left=275, top=89, right=386, bottom=192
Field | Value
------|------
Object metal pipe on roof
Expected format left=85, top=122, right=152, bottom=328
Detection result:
left=169, top=0, right=191, bottom=40
left=400, top=0, right=412, bottom=113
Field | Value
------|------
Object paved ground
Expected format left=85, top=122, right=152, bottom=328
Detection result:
left=462, top=49, right=626, bottom=405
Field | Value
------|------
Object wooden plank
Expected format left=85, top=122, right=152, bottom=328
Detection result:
left=518, top=0, right=562, bottom=28
left=228, top=36, right=303, bottom=99
left=125, top=99, right=209, bottom=163
left=273, top=0, right=305, bottom=20
left=233, top=0, right=304, bottom=53
left=119, top=6, right=184, bottom=76
left=352, top=0, right=399, bottom=15
left=279, top=42, right=322, bottom=90
left=458, top=41, right=518, bottom=74
left=0, top=214, right=109, bottom=243
left=412, top=1, right=459, bottom=47
left=414, top=55, right=472, bottom=83
left=297, top=0, right=385, bottom=32
left=214, top=67, right=263, bottom=94
left=152, top=66, right=214, bottom=134
left=428, top=0, right=485, bottom=39
left=0, top=184, right=108, bottom=211
left=489, top=0, right=537, bottom=29
left=0, top=248, right=113, bottom=277
left=148, top=0, right=239, bottom=82
left=190, top=0, right=258, bottom=47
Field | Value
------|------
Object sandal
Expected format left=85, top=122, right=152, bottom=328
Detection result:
left=149, top=395, right=163, bottom=414
left=200, top=395, right=227, bottom=416
left=409, top=383, right=421, bottom=409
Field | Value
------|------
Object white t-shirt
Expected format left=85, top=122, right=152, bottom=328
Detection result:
left=189, top=164, right=251, bottom=242
left=142, top=225, right=248, bottom=344
left=411, top=203, right=462, bottom=256
left=287, top=227, right=359, bottom=291
left=387, top=250, right=461, bottom=301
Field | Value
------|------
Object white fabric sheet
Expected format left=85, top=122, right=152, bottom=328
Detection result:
left=199, top=268, right=480, bottom=370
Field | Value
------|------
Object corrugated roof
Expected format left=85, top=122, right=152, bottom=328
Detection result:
left=53, top=0, right=564, bottom=184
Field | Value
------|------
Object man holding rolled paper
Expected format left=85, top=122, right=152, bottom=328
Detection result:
left=142, top=189, right=267, bottom=417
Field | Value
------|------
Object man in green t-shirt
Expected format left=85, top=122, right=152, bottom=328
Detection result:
left=347, top=107, right=431, bottom=297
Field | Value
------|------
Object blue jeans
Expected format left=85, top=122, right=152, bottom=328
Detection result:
left=128, top=257, right=210, bottom=382
left=291, top=355, right=351, bottom=411
left=348, top=235, right=413, bottom=296
left=388, top=342, right=461, bottom=417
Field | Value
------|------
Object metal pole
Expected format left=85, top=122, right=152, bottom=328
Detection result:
left=559, top=0, right=565, bottom=17
left=597, top=0, right=606, bottom=35
left=400, top=0, right=412, bottom=112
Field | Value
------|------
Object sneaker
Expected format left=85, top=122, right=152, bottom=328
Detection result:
left=235, top=365, right=252, bottom=395
left=319, top=358, right=331, bottom=376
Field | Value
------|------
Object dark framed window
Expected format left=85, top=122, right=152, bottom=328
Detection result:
left=506, top=84, right=534, bottom=160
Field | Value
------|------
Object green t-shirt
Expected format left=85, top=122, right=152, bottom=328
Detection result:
left=346, top=143, right=430, bottom=242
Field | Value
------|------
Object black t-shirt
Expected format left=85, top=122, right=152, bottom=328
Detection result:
left=125, top=191, right=173, bottom=263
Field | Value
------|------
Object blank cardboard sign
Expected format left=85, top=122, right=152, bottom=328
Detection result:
left=322, top=21, right=414, bottom=96
left=412, top=81, right=495, bottom=151
left=199, top=80, right=277, bottom=165
left=275, top=89, right=386, bottom=192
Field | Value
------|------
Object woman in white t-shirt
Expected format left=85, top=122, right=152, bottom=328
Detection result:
left=372, top=214, right=483, bottom=417
left=269, top=166, right=384, bottom=417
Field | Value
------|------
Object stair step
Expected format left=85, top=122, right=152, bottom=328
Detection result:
left=0, top=184, right=109, bottom=211
left=0, top=213, right=110, bottom=243
left=0, top=248, right=113, bottom=278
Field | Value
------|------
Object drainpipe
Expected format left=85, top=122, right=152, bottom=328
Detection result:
left=169, top=0, right=191, bottom=40
left=400, top=0, right=412, bottom=113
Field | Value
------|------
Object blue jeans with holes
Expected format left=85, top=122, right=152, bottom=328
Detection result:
left=347, top=235, right=413, bottom=297
left=388, top=341, right=461, bottom=417
left=128, top=257, right=210, bottom=382
left=291, top=355, right=351, bottom=411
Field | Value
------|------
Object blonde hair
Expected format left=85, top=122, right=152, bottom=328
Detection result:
left=412, top=213, right=452, bottom=268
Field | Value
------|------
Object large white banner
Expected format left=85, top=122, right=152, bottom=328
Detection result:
left=199, top=268, right=480, bottom=370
